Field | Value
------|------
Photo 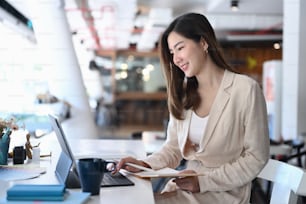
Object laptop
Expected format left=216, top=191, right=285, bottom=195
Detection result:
left=48, top=114, right=134, bottom=188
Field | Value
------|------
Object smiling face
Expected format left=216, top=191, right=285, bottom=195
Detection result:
left=168, top=31, right=208, bottom=78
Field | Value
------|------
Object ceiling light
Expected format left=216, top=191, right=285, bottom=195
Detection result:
left=231, top=0, right=239, bottom=12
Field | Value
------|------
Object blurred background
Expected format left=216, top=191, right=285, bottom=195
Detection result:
left=0, top=0, right=304, bottom=142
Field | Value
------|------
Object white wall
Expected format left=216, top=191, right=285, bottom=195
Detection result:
left=282, top=0, right=306, bottom=140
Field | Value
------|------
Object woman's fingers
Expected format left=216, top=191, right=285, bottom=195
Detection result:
left=115, top=157, right=145, bottom=173
left=116, top=157, right=134, bottom=169
left=174, top=170, right=200, bottom=193
left=178, top=169, right=197, bottom=175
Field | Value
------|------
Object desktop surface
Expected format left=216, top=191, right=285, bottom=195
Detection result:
left=0, top=134, right=154, bottom=204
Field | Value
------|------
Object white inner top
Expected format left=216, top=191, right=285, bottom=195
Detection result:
left=189, top=111, right=209, bottom=145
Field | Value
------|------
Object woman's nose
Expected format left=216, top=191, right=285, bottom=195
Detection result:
left=173, top=54, right=181, bottom=66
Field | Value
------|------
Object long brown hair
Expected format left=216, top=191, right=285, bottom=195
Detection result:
left=159, top=13, right=233, bottom=120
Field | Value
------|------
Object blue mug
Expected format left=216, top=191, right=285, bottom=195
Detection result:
left=76, top=158, right=109, bottom=195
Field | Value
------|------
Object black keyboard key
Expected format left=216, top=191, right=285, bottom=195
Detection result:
left=101, top=172, right=134, bottom=187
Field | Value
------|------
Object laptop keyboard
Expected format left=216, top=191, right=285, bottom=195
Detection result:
left=101, top=172, right=134, bottom=187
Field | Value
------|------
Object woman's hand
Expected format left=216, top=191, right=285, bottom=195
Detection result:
left=173, top=170, right=200, bottom=193
left=113, top=156, right=151, bottom=174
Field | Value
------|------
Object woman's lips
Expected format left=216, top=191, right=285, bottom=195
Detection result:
left=180, top=63, right=188, bottom=71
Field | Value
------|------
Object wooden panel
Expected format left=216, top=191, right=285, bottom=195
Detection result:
left=223, top=47, right=282, bottom=85
left=115, top=91, right=167, bottom=100
left=115, top=92, right=168, bottom=126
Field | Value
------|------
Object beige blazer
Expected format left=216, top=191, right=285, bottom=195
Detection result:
left=144, top=70, right=270, bottom=204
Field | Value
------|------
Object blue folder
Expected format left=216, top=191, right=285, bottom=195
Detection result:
left=6, top=184, right=65, bottom=201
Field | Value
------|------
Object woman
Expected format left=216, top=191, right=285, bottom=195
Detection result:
left=115, top=13, right=269, bottom=204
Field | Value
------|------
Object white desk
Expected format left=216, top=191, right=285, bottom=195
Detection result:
left=0, top=134, right=155, bottom=204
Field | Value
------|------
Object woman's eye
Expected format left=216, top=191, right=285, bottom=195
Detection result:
left=177, top=46, right=184, bottom=51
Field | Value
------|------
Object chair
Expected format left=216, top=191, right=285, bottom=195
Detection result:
left=255, top=159, right=306, bottom=204
left=270, top=139, right=306, bottom=167
left=130, top=131, right=143, bottom=140
left=270, top=143, right=292, bottom=157
left=284, top=139, right=305, bottom=167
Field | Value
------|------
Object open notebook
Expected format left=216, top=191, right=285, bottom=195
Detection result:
left=48, top=114, right=134, bottom=188
left=124, top=163, right=203, bottom=179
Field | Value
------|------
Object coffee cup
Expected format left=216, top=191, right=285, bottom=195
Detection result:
left=76, top=158, right=115, bottom=195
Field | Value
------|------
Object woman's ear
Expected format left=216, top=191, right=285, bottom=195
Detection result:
left=200, top=37, right=208, bottom=50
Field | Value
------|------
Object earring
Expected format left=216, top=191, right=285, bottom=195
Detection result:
left=205, top=49, right=208, bottom=54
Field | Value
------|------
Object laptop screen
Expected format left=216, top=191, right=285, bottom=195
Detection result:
left=48, top=114, right=80, bottom=188
left=48, top=114, right=77, bottom=167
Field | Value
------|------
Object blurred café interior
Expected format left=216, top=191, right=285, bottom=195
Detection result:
left=1, top=0, right=306, bottom=202
left=1, top=0, right=306, bottom=174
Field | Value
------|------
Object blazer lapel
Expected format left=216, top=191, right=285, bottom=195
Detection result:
left=181, top=110, right=192, bottom=153
left=199, top=70, right=234, bottom=151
